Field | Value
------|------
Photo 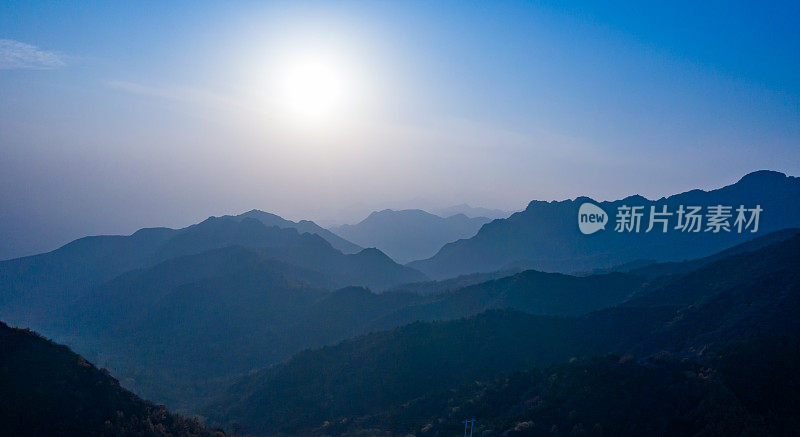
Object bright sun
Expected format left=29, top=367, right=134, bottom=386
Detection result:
left=277, top=54, right=352, bottom=122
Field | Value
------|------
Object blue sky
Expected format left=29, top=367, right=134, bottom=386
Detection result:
left=1, top=1, right=799, bottom=258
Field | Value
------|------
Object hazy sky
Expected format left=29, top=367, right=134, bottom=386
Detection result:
left=1, top=1, right=799, bottom=259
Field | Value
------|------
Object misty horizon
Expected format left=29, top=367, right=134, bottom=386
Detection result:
left=1, top=168, right=793, bottom=261
left=3, top=2, right=799, bottom=261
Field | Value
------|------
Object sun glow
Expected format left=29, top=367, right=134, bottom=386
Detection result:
left=275, top=53, right=354, bottom=124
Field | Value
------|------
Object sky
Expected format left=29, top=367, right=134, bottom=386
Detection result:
left=1, top=0, right=799, bottom=259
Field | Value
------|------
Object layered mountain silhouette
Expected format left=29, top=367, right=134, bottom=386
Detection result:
left=58, top=243, right=644, bottom=409
left=0, top=322, right=218, bottom=436
left=434, top=203, right=511, bottom=220
left=411, top=170, right=800, bottom=279
left=331, top=209, right=491, bottom=263
left=385, top=268, right=524, bottom=295
left=4, top=217, right=797, bottom=418
left=225, top=209, right=362, bottom=254
left=65, top=245, right=425, bottom=409
left=204, top=231, right=800, bottom=435
left=0, top=214, right=419, bottom=332
left=367, top=270, right=646, bottom=332
left=2, top=170, right=800, bottom=436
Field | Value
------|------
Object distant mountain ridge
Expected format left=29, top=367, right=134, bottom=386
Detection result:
left=434, top=203, right=511, bottom=219
left=332, top=209, right=491, bottom=263
left=0, top=214, right=421, bottom=332
left=225, top=209, right=362, bottom=254
left=366, top=270, right=646, bottom=333
left=3, top=171, right=799, bottom=433
left=411, top=170, right=800, bottom=279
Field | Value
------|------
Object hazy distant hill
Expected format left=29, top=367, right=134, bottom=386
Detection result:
left=332, top=209, right=491, bottom=263
left=40, top=228, right=799, bottom=414
left=368, top=270, right=646, bottom=331
left=386, top=269, right=524, bottom=295
left=0, top=215, right=418, bottom=331
left=225, top=209, right=362, bottom=254
left=65, top=244, right=640, bottom=410
left=622, top=227, right=800, bottom=278
left=59, top=238, right=424, bottom=410
left=204, top=232, right=800, bottom=435
left=0, top=322, right=216, bottom=437
left=69, top=247, right=352, bottom=410
left=411, top=170, right=800, bottom=279
left=0, top=227, right=177, bottom=330
left=65, top=245, right=640, bottom=412
left=434, top=203, right=511, bottom=220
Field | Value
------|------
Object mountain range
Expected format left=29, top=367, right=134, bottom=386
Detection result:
left=410, top=170, right=800, bottom=278
left=1, top=170, right=799, bottom=436
left=0, top=214, right=423, bottom=332
left=331, top=209, right=491, bottom=263
left=51, top=233, right=651, bottom=411
left=225, top=209, right=362, bottom=254
left=433, top=203, right=511, bottom=220
left=204, top=230, right=800, bottom=435
left=64, top=244, right=425, bottom=410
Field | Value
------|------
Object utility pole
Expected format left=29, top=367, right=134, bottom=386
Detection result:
left=463, top=418, right=476, bottom=437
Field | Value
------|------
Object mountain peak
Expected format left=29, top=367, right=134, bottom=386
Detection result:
left=356, top=247, right=391, bottom=259
left=620, top=194, right=649, bottom=203
left=573, top=196, right=599, bottom=204
left=226, top=209, right=361, bottom=254
left=736, top=170, right=789, bottom=185
left=368, top=209, right=433, bottom=219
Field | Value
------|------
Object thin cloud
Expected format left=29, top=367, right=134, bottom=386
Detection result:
left=106, top=80, right=264, bottom=114
left=106, top=80, right=189, bottom=101
left=0, top=39, right=65, bottom=70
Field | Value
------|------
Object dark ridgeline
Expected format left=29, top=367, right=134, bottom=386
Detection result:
left=203, top=232, right=800, bottom=436
left=0, top=322, right=222, bottom=437
left=331, top=209, right=491, bottom=263
left=410, top=170, right=800, bottom=279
